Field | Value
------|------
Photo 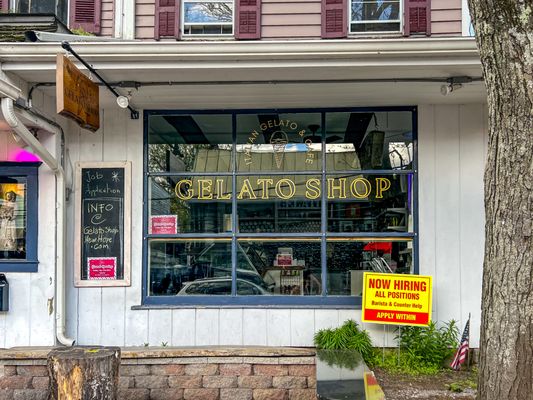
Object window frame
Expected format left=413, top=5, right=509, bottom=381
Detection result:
left=0, top=162, right=40, bottom=273
left=142, top=107, right=418, bottom=307
left=181, top=0, right=235, bottom=37
left=348, top=0, right=403, bottom=35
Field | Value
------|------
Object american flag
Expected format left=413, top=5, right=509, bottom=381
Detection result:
left=450, top=317, right=470, bottom=370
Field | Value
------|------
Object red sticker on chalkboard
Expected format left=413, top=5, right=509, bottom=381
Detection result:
left=150, top=215, right=178, bottom=235
left=87, top=257, right=117, bottom=280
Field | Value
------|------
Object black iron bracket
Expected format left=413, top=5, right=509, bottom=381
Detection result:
left=61, top=41, right=140, bottom=120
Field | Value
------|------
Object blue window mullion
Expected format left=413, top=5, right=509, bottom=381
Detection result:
left=231, top=112, right=237, bottom=296
left=320, top=111, right=327, bottom=296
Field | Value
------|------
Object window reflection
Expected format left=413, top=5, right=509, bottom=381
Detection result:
left=327, top=240, right=413, bottom=296
left=148, top=114, right=232, bottom=173
left=326, top=111, right=413, bottom=170
left=237, top=239, right=322, bottom=296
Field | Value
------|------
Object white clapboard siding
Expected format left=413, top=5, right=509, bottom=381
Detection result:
left=101, top=110, right=128, bottom=346
left=65, top=120, right=81, bottom=342
left=243, top=309, right=268, bottom=345
left=75, top=109, right=105, bottom=345
left=458, top=104, right=485, bottom=347
left=266, top=309, right=291, bottom=347
left=124, top=115, right=148, bottom=347
left=1, top=103, right=487, bottom=349
left=434, top=105, right=462, bottom=326
left=219, top=309, right=244, bottom=346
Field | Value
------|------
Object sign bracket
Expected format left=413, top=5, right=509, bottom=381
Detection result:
left=61, top=41, right=140, bottom=120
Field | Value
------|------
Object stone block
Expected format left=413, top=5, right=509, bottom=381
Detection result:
left=252, top=388, right=288, bottom=400
left=183, top=388, right=219, bottom=400
left=219, top=364, right=251, bottom=376
left=30, top=377, right=49, bottom=390
left=253, top=365, right=288, bottom=376
left=278, top=357, right=315, bottom=365
left=237, top=376, right=272, bottom=389
left=207, top=357, right=244, bottom=364
left=134, top=375, right=168, bottom=389
left=2, top=367, right=16, bottom=377
left=168, top=376, right=202, bottom=389
left=289, top=389, right=317, bottom=400
left=202, top=376, right=237, bottom=389
left=288, top=365, right=315, bottom=377
left=307, top=376, right=316, bottom=389
left=13, top=390, right=47, bottom=400
left=149, top=388, right=184, bottom=400
left=151, top=365, right=185, bottom=376
left=242, top=358, right=279, bottom=365
left=121, top=365, right=151, bottom=376
left=184, top=364, right=218, bottom=376
left=16, top=366, right=48, bottom=377
left=117, top=388, right=150, bottom=400
left=272, top=376, right=307, bottom=389
left=0, top=377, right=32, bottom=390
left=0, top=389, right=13, bottom=400
left=119, top=376, right=133, bottom=389
left=220, top=388, right=252, bottom=400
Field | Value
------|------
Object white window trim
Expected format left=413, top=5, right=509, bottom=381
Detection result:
left=348, top=0, right=403, bottom=35
left=181, top=0, right=235, bottom=37
left=461, top=0, right=474, bottom=36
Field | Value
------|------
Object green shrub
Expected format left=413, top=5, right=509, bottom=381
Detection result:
left=397, top=320, right=459, bottom=368
left=314, top=320, right=375, bottom=364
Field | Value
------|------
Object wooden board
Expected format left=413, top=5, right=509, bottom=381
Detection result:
left=56, top=55, right=100, bottom=132
left=74, top=161, right=131, bottom=287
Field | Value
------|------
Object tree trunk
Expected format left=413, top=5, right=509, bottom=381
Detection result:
left=47, top=347, right=121, bottom=400
left=467, top=1, right=533, bottom=399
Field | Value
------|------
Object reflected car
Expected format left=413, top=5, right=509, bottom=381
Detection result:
left=177, top=278, right=271, bottom=295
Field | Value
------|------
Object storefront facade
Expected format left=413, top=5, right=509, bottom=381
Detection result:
left=0, top=37, right=486, bottom=350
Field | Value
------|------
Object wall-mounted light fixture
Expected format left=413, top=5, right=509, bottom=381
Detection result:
left=440, top=76, right=473, bottom=96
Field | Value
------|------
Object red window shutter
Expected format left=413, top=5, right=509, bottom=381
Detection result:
left=322, top=0, right=347, bottom=39
left=235, top=0, right=261, bottom=40
left=0, top=0, right=8, bottom=12
left=69, top=0, right=102, bottom=34
left=404, top=0, right=431, bottom=36
left=155, top=0, right=180, bottom=39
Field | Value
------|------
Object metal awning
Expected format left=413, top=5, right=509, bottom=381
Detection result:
left=0, top=38, right=486, bottom=109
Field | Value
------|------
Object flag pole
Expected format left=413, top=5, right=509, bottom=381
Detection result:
left=466, top=313, right=471, bottom=370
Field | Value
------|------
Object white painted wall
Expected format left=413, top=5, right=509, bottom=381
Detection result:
left=0, top=102, right=486, bottom=349
left=0, top=84, right=64, bottom=347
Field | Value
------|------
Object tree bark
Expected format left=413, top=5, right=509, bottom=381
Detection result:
left=467, top=1, right=533, bottom=399
left=47, top=347, right=121, bottom=400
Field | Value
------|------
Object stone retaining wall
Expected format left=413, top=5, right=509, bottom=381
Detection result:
left=0, top=347, right=317, bottom=400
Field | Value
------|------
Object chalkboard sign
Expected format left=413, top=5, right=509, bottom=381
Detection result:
left=74, top=162, right=131, bottom=287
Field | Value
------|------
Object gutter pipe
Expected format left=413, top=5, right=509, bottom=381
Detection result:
left=0, top=79, right=74, bottom=346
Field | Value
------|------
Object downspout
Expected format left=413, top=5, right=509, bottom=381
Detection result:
left=0, top=80, right=74, bottom=346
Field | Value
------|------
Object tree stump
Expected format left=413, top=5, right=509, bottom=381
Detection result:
left=47, top=347, right=121, bottom=400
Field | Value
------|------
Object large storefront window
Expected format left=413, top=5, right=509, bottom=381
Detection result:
left=144, top=108, right=417, bottom=306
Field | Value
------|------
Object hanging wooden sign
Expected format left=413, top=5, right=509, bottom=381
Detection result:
left=56, top=54, right=100, bottom=132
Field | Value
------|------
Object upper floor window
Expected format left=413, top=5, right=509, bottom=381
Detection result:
left=11, top=0, right=68, bottom=24
left=182, top=0, right=234, bottom=36
left=350, top=0, right=401, bottom=34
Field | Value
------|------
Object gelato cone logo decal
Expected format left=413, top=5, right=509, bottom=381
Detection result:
left=270, top=130, right=289, bottom=169
left=243, top=119, right=314, bottom=168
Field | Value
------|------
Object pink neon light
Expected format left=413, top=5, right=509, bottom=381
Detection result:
left=8, top=149, right=41, bottom=162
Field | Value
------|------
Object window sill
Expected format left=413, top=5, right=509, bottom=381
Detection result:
left=135, top=296, right=362, bottom=309
left=0, top=260, right=39, bottom=273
